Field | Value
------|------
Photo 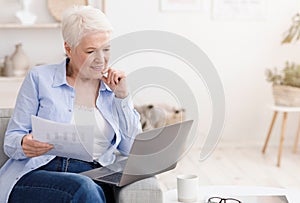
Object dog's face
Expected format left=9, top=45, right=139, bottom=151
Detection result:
left=166, top=106, right=185, bottom=125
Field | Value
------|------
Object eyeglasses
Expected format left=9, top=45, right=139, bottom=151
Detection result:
left=208, top=197, right=242, bottom=203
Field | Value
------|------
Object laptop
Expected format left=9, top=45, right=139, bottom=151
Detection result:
left=81, top=120, right=194, bottom=187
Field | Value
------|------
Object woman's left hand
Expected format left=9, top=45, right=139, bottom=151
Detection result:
left=101, top=67, right=128, bottom=99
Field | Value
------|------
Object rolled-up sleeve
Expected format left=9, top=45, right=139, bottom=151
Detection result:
left=4, top=70, right=39, bottom=160
left=114, top=95, right=142, bottom=155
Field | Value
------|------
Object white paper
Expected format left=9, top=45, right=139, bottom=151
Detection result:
left=31, top=115, right=94, bottom=162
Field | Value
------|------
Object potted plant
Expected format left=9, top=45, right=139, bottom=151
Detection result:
left=265, top=13, right=300, bottom=107
left=266, top=62, right=300, bottom=106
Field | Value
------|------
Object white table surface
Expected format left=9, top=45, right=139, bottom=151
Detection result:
left=270, top=105, right=300, bottom=112
left=164, top=185, right=299, bottom=203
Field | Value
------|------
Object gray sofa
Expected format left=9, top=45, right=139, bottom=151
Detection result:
left=0, top=108, right=163, bottom=203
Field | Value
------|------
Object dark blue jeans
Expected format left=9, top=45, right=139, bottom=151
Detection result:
left=9, top=157, right=115, bottom=203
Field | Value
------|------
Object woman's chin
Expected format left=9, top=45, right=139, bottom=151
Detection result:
left=90, top=70, right=103, bottom=79
left=92, top=75, right=102, bottom=80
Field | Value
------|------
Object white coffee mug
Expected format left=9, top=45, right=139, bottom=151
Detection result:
left=177, top=174, right=199, bottom=202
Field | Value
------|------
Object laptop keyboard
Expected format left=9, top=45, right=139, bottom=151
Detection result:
left=98, top=172, right=123, bottom=183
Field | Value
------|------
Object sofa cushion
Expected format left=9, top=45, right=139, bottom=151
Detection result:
left=115, top=177, right=163, bottom=203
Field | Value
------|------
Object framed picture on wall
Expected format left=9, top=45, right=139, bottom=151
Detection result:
left=212, top=0, right=267, bottom=21
left=160, top=0, right=201, bottom=11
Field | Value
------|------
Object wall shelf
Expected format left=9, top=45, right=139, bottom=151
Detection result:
left=0, top=23, right=61, bottom=29
left=0, top=76, right=24, bottom=82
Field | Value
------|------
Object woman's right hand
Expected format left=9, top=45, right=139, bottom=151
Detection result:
left=22, top=134, right=54, bottom=157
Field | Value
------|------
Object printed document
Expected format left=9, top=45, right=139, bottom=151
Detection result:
left=31, top=115, right=94, bottom=162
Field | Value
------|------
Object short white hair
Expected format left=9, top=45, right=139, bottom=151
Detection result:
left=61, top=5, right=113, bottom=47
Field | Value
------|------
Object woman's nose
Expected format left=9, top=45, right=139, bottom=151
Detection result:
left=93, top=52, right=105, bottom=63
left=94, top=57, right=104, bottom=63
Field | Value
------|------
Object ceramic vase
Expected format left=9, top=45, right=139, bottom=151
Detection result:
left=2, top=56, right=14, bottom=77
left=11, top=43, right=30, bottom=77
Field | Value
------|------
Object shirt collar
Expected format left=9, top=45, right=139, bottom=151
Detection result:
left=52, top=58, right=68, bottom=87
left=100, top=80, right=113, bottom=92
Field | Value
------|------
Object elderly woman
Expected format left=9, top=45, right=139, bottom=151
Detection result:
left=0, top=5, right=141, bottom=203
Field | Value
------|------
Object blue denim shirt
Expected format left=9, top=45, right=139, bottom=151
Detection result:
left=0, top=59, right=141, bottom=203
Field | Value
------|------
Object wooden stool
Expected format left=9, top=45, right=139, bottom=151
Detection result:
left=262, top=105, right=300, bottom=167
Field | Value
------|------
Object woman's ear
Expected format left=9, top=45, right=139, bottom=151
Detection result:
left=64, top=42, right=72, bottom=58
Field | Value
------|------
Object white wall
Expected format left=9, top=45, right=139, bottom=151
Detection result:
left=1, top=0, right=300, bottom=146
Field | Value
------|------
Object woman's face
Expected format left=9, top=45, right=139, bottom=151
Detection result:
left=66, top=31, right=111, bottom=80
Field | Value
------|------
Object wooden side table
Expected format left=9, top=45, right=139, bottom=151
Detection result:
left=262, top=105, right=300, bottom=167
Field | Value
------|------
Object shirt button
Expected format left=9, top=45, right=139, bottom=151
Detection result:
left=68, top=109, right=72, bottom=112
left=16, top=177, right=19, bottom=180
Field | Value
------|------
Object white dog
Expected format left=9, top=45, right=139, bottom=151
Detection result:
left=135, top=103, right=185, bottom=131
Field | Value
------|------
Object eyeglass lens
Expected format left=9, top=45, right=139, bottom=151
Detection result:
left=208, top=197, right=241, bottom=203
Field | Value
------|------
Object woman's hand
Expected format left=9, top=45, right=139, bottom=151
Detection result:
left=101, top=68, right=128, bottom=99
left=22, top=134, right=54, bottom=157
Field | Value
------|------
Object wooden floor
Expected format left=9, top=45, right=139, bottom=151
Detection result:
left=156, top=143, right=300, bottom=192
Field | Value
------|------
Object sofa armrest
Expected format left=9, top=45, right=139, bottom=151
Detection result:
left=115, top=176, right=163, bottom=203
left=0, top=108, right=13, bottom=168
